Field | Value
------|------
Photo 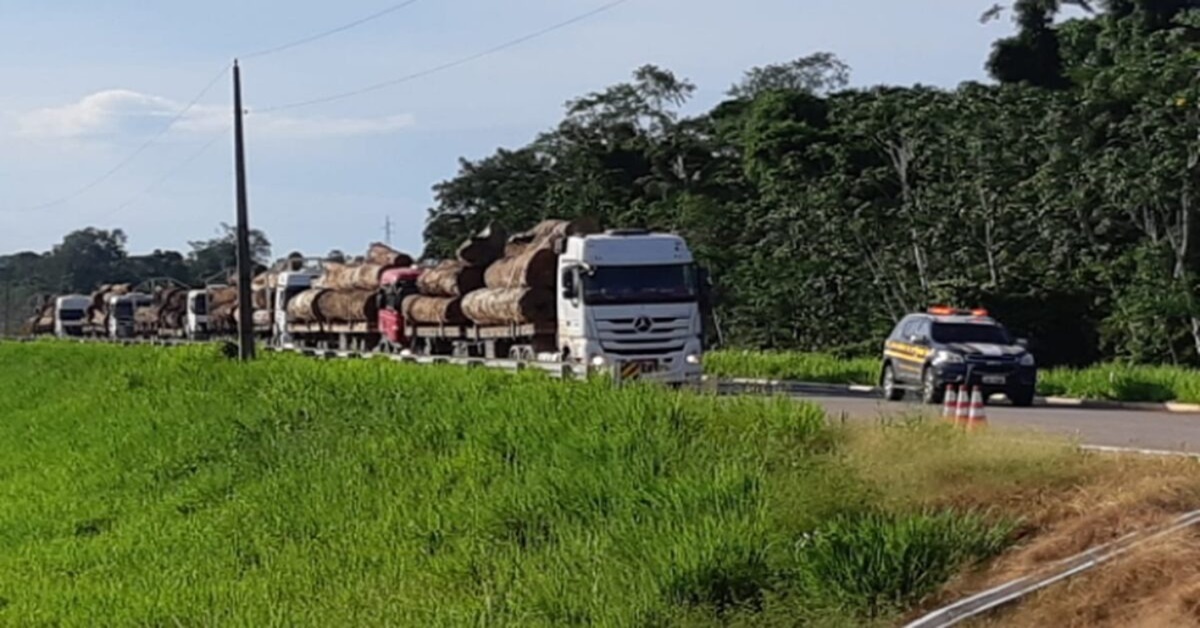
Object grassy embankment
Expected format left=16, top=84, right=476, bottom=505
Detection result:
left=1, top=341, right=1198, bottom=626
left=707, top=350, right=1200, bottom=404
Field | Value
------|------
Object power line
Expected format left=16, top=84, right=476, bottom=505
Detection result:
left=10, top=1, right=427, bottom=215
left=8, top=64, right=231, bottom=215
left=95, top=128, right=229, bottom=223
left=257, top=0, right=633, bottom=113
left=241, top=0, right=424, bottom=60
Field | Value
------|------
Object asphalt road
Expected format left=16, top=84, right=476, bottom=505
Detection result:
left=792, top=392, right=1200, bottom=454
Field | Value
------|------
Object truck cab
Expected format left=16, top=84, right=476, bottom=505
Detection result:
left=53, top=295, right=90, bottom=337
left=557, top=230, right=704, bottom=384
left=108, top=293, right=152, bottom=339
left=186, top=289, right=209, bottom=340
left=272, top=269, right=322, bottom=347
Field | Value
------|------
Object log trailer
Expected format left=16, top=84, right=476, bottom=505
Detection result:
left=403, top=230, right=705, bottom=385
left=273, top=266, right=423, bottom=352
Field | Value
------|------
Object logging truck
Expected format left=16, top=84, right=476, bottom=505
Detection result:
left=106, top=293, right=153, bottom=339
left=53, top=295, right=93, bottom=338
left=404, top=230, right=705, bottom=384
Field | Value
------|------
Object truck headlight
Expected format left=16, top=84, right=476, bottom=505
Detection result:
left=590, top=355, right=606, bottom=367
left=932, top=350, right=965, bottom=365
left=685, top=353, right=702, bottom=365
left=1019, top=353, right=1036, bottom=366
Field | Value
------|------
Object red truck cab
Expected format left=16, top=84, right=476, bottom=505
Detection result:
left=378, top=267, right=424, bottom=349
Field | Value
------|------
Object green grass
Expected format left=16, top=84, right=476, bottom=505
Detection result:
left=0, top=342, right=1017, bottom=626
left=708, top=350, right=1200, bottom=404
left=705, top=350, right=878, bottom=386
left=1038, top=363, right=1200, bottom=404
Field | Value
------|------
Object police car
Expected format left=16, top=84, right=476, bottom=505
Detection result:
left=880, top=307, right=1037, bottom=407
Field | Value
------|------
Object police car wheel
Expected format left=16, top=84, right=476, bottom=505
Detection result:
left=881, top=364, right=904, bottom=401
left=1009, top=386, right=1035, bottom=408
left=921, top=368, right=944, bottom=405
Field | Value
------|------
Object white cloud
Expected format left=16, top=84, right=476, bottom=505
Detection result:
left=15, top=89, right=415, bottom=140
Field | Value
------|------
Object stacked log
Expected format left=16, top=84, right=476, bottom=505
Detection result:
left=484, top=247, right=557, bottom=290
left=315, top=289, right=378, bottom=324
left=286, top=288, right=327, bottom=324
left=504, top=218, right=599, bottom=257
left=401, top=295, right=466, bottom=325
left=253, top=309, right=272, bottom=328
left=209, top=286, right=237, bottom=309
left=156, top=287, right=189, bottom=330
left=398, top=216, right=598, bottom=329
left=316, top=262, right=389, bottom=291
left=461, top=288, right=554, bottom=326
left=87, top=284, right=132, bottom=326
left=367, top=243, right=415, bottom=268
left=416, top=261, right=486, bottom=298
left=455, top=224, right=508, bottom=267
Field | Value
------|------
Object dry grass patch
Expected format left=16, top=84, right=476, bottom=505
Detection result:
left=839, top=420, right=1200, bottom=625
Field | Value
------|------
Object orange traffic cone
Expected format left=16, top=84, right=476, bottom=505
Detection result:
left=943, top=385, right=959, bottom=420
left=955, top=385, right=972, bottom=426
left=967, top=386, right=987, bottom=430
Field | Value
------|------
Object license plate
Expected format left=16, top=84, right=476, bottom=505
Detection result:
left=638, top=360, right=659, bottom=373
left=982, top=375, right=1006, bottom=385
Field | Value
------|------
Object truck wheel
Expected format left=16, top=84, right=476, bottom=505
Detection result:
left=881, top=364, right=904, bottom=402
left=1008, top=386, right=1036, bottom=408
left=921, top=368, right=944, bottom=405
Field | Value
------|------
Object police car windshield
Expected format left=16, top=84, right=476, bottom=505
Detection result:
left=931, top=322, right=1011, bottom=345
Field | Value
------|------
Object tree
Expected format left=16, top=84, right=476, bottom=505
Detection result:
left=187, top=223, right=272, bottom=282
left=50, top=228, right=129, bottom=293
left=728, top=52, right=851, bottom=99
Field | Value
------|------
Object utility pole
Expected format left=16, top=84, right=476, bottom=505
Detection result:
left=233, top=60, right=256, bottom=361
left=384, top=215, right=393, bottom=246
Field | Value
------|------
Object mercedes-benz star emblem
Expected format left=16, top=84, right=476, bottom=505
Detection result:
left=633, top=316, right=654, bottom=333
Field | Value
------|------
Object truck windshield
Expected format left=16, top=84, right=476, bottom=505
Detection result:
left=115, top=303, right=133, bottom=319
left=931, top=323, right=1011, bottom=345
left=583, top=264, right=698, bottom=305
left=58, top=309, right=85, bottom=322
left=191, top=296, right=207, bottom=315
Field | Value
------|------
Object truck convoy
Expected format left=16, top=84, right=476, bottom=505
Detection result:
left=25, top=219, right=708, bottom=386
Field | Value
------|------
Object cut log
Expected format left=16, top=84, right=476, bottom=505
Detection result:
left=417, top=260, right=486, bottom=297
left=456, top=224, right=508, bottom=267
left=401, top=295, right=467, bottom=325
left=504, top=217, right=600, bottom=257
left=461, top=288, right=555, bottom=326
left=484, top=247, right=557, bottom=290
left=315, top=289, right=379, bottom=324
left=367, top=243, right=415, bottom=268
left=317, top=263, right=388, bottom=291
left=287, top=288, right=328, bottom=323
left=209, top=286, right=238, bottom=308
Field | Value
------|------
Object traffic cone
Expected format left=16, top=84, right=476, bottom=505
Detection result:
left=967, top=386, right=987, bottom=430
left=942, top=385, right=959, bottom=420
left=955, top=385, right=972, bottom=426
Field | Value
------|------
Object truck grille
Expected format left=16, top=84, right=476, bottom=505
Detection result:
left=596, top=317, right=691, bottom=357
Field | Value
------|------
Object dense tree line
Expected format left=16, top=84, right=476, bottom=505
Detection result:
left=423, top=2, right=1200, bottom=366
left=0, top=225, right=271, bottom=334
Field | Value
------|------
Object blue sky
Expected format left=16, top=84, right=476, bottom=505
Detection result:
left=0, top=0, right=1021, bottom=258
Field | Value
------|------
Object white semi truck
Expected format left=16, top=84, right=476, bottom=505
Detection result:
left=53, top=295, right=92, bottom=338
left=107, top=293, right=153, bottom=339
left=404, top=229, right=705, bottom=384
